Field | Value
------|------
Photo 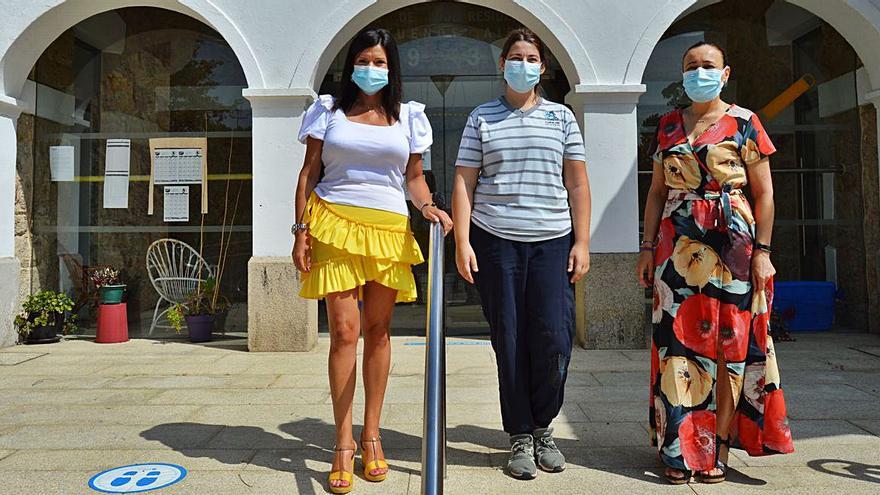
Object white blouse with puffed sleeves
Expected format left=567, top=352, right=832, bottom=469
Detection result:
left=298, top=94, right=433, bottom=216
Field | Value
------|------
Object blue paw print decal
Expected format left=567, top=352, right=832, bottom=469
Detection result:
left=136, top=470, right=162, bottom=487
left=110, top=471, right=138, bottom=487
left=89, top=464, right=186, bottom=493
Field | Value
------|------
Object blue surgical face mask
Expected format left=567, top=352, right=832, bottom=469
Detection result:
left=503, top=60, right=542, bottom=93
left=682, top=67, right=727, bottom=102
left=351, top=65, right=389, bottom=95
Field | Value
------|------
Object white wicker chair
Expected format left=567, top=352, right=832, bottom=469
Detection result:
left=145, top=238, right=214, bottom=335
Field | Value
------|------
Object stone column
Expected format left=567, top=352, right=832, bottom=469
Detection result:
left=0, top=96, right=23, bottom=347
left=243, top=88, right=318, bottom=352
left=863, top=91, right=880, bottom=333
left=566, top=84, right=649, bottom=349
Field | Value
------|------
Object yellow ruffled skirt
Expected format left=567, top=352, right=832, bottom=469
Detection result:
left=300, top=193, right=424, bottom=303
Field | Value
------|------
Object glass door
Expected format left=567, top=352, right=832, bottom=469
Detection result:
left=636, top=1, right=872, bottom=330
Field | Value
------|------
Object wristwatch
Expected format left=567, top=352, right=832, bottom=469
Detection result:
left=291, top=223, right=308, bottom=234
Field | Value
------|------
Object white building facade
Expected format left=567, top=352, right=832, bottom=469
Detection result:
left=1, top=0, right=878, bottom=349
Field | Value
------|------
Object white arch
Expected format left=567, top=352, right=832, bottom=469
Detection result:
left=625, top=0, right=880, bottom=89
left=0, top=0, right=263, bottom=101
left=623, top=0, right=719, bottom=85
left=289, top=0, right=598, bottom=91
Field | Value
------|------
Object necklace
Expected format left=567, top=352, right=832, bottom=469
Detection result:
left=685, top=104, right=730, bottom=144
left=688, top=102, right=730, bottom=123
left=688, top=108, right=711, bottom=124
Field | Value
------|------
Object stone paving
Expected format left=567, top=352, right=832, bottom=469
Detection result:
left=0, top=332, right=878, bottom=494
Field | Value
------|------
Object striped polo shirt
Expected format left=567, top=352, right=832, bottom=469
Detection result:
left=456, top=97, right=586, bottom=242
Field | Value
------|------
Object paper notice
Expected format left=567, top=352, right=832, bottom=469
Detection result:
left=103, top=139, right=130, bottom=209
left=163, top=186, right=189, bottom=222
left=147, top=137, right=207, bottom=216
left=49, top=145, right=75, bottom=182
left=154, top=148, right=202, bottom=184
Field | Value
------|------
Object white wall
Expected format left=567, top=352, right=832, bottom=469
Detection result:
left=0, top=100, right=18, bottom=258
left=2, top=0, right=880, bottom=345
left=3, top=0, right=878, bottom=258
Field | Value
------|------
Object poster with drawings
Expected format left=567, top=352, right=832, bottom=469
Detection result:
left=153, top=149, right=202, bottom=184
left=147, top=137, right=207, bottom=216
left=163, top=186, right=189, bottom=222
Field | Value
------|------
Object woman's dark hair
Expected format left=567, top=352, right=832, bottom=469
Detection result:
left=682, top=41, right=727, bottom=67
left=500, top=27, right=546, bottom=64
left=335, top=27, right=402, bottom=124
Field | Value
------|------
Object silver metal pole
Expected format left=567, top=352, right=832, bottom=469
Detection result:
left=421, top=221, right=446, bottom=495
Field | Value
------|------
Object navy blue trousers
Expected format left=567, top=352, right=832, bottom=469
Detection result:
left=470, top=224, right=574, bottom=435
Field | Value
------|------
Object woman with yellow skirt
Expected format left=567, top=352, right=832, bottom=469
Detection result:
left=292, top=27, right=452, bottom=494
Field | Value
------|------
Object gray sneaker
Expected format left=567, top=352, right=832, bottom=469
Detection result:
left=533, top=427, right=565, bottom=472
left=507, top=434, right=537, bottom=480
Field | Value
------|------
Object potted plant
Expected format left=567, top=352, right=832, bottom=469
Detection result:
left=14, top=290, right=78, bottom=344
left=90, top=267, right=125, bottom=305
left=166, top=276, right=229, bottom=342
left=167, top=130, right=242, bottom=342
left=164, top=129, right=240, bottom=343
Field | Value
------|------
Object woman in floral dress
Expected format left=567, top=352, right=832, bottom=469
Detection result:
left=636, top=41, right=794, bottom=484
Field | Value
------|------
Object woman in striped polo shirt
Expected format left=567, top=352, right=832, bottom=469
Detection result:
left=451, top=27, right=592, bottom=480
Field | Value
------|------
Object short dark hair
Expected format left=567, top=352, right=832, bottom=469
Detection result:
left=500, top=27, right=546, bottom=64
left=335, top=27, right=402, bottom=124
left=683, top=41, right=727, bottom=67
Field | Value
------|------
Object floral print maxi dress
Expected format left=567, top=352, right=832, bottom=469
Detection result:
left=648, top=105, right=794, bottom=472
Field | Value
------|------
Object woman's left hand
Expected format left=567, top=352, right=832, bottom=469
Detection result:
left=568, top=242, right=590, bottom=283
left=751, top=250, right=776, bottom=293
left=422, top=205, right=453, bottom=235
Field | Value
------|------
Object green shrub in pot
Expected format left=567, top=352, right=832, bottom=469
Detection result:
left=91, top=267, right=126, bottom=304
left=14, top=290, right=78, bottom=344
left=166, top=277, right=230, bottom=342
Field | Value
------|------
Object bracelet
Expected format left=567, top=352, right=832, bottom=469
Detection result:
left=754, top=242, right=772, bottom=253
left=639, top=246, right=655, bottom=253
left=291, top=223, right=308, bottom=234
left=640, top=239, right=656, bottom=248
left=420, top=202, right=436, bottom=213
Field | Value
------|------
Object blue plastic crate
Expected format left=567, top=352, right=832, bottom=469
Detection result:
left=772, top=281, right=836, bottom=332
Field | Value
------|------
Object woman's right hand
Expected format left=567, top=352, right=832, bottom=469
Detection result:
left=292, top=231, right=311, bottom=273
left=455, top=242, right=479, bottom=284
left=636, top=250, right=655, bottom=288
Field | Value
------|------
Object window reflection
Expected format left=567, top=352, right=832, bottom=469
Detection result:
left=637, top=0, right=869, bottom=328
left=23, top=8, right=252, bottom=337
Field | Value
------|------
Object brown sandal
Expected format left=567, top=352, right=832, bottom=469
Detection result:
left=664, top=467, right=693, bottom=485
left=699, top=436, right=729, bottom=484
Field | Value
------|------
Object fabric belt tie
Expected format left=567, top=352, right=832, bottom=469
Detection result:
left=668, top=185, right=741, bottom=228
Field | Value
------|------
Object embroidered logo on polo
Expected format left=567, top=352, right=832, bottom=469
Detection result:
left=544, top=110, right=562, bottom=127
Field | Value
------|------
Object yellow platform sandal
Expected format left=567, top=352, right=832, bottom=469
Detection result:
left=361, top=437, right=389, bottom=482
left=328, top=446, right=356, bottom=494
